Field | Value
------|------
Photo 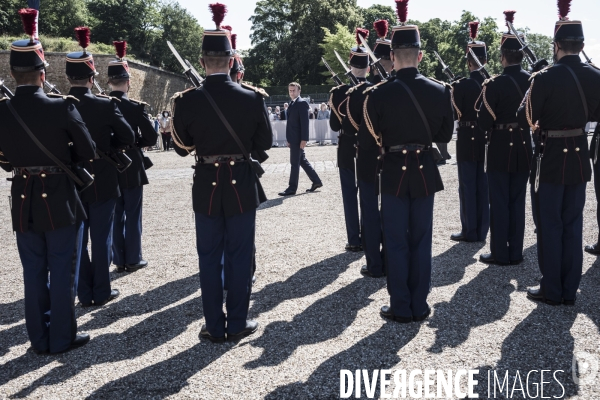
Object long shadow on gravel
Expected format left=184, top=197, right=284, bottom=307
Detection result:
left=0, top=299, right=24, bottom=326
left=257, top=192, right=309, bottom=211
left=431, top=241, right=486, bottom=288
left=428, top=245, right=539, bottom=353
left=245, top=277, right=386, bottom=369
left=4, top=296, right=202, bottom=394
left=265, top=323, right=421, bottom=399
left=249, top=252, right=364, bottom=317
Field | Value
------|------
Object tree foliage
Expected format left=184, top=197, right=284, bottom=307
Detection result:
left=319, top=23, right=356, bottom=85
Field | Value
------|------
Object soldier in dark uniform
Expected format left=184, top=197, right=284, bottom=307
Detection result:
left=0, top=9, right=95, bottom=354
left=65, top=27, right=135, bottom=306
left=371, top=20, right=394, bottom=85
left=328, top=28, right=370, bottom=253
left=450, top=21, right=489, bottom=243
left=518, top=2, right=600, bottom=305
left=107, top=41, right=158, bottom=273
left=172, top=4, right=272, bottom=342
left=363, top=2, right=454, bottom=322
left=478, top=11, right=532, bottom=266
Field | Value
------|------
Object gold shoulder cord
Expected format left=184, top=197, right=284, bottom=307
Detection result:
left=450, top=85, right=462, bottom=120
left=524, top=78, right=537, bottom=130
left=329, top=92, right=343, bottom=124
left=362, top=94, right=382, bottom=146
left=346, top=94, right=359, bottom=131
left=338, top=97, right=348, bottom=118
left=476, top=80, right=496, bottom=120
left=169, top=92, right=196, bottom=154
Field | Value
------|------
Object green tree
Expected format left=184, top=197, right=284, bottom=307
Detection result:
left=0, top=0, right=24, bottom=35
left=359, top=4, right=396, bottom=49
left=319, top=23, right=356, bottom=85
left=39, top=0, right=89, bottom=38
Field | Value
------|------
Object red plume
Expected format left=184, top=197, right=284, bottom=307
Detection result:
left=355, top=28, right=369, bottom=45
left=558, top=0, right=571, bottom=20
left=18, top=8, right=38, bottom=39
left=113, top=41, right=127, bottom=59
left=395, top=0, right=409, bottom=24
left=503, top=10, right=516, bottom=25
left=373, top=20, right=389, bottom=39
left=74, top=27, right=91, bottom=50
left=209, top=3, right=227, bottom=29
left=231, top=33, right=237, bottom=50
left=221, top=25, right=232, bottom=32
left=469, top=21, right=480, bottom=41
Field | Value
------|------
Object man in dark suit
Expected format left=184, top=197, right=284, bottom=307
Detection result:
left=0, top=11, right=96, bottom=353
left=279, top=103, right=288, bottom=120
left=172, top=10, right=272, bottom=342
left=278, top=82, right=322, bottom=196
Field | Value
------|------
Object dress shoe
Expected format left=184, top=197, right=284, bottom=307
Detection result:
left=360, top=265, right=384, bottom=278
left=115, top=265, right=125, bottom=273
left=345, top=243, right=363, bottom=252
left=278, top=190, right=296, bottom=197
left=199, top=325, right=226, bottom=343
left=227, top=320, right=259, bottom=342
left=31, top=347, right=49, bottom=355
left=563, top=298, right=576, bottom=306
left=54, top=333, right=90, bottom=354
left=413, top=307, right=431, bottom=322
left=526, top=287, right=561, bottom=306
left=584, top=243, right=600, bottom=255
left=306, top=182, right=323, bottom=192
left=479, top=253, right=509, bottom=266
left=450, top=232, right=469, bottom=242
left=125, top=260, right=148, bottom=272
left=95, top=289, right=120, bottom=307
left=380, top=306, right=412, bottom=323
left=80, top=300, right=94, bottom=307
left=436, top=160, right=446, bottom=166
left=510, top=258, right=524, bottom=265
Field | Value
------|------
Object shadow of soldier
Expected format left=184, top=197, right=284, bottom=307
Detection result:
left=431, top=241, right=487, bottom=288
left=264, top=323, right=421, bottom=399
left=257, top=192, right=309, bottom=211
left=245, top=276, right=386, bottom=369
left=0, top=299, right=24, bottom=326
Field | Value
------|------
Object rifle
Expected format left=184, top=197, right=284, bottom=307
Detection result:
left=334, top=50, right=359, bottom=86
left=582, top=50, right=596, bottom=67
left=167, top=41, right=204, bottom=87
left=506, top=21, right=548, bottom=73
left=433, top=51, right=460, bottom=82
left=93, top=80, right=106, bottom=95
left=468, top=48, right=491, bottom=79
left=321, top=57, right=345, bottom=86
left=357, top=34, right=389, bottom=80
left=43, top=80, right=61, bottom=94
left=0, top=79, right=14, bottom=99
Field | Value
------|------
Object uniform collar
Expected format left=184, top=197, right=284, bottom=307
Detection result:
left=15, top=86, right=43, bottom=96
left=503, top=64, right=523, bottom=74
left=395, top=67, right=419, bottom=78
left=68, top=87, right=91, bottom=96
left=109, top=91, right=127, bottom=99
left=204, top=74, right=232, bottom=84
left=469, top=70, right=481, bottom=80
left=557, top=54, right=583, bottom=65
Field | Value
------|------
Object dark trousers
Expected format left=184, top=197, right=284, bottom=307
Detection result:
left=382, top=193, right=434, bottom=318
left=287, top=144, right=321, bottom=192
left=161, top=133, right=171, bottom=151
left=457, top=161, right=489, bottom=241
left=358, top=179, right=384, bottom=275
left=594, top=161, right=600, bottom=243
left=436, top=142, right=451, bottom=160
left=16, top=222, right=83, bottom=353
left=339, top=167, right=360, bottom=247
left=531, top=182, right=538, bottom=230
left=112, top=186, right=143, bottom=266
left=487, top=171, right=528, bottom=264
left=195, top=210, right=255, bottom=337
left=78, top=198, right=116, bottom=304
left=536, top=182, right=586, bottom=303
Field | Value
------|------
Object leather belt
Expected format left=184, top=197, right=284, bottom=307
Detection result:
left=458, top=121, right=477, bottom=128
left=15, top=166, right=64, bottom=175
left=197, top=154, right=245, bottom=164
left=384, top=144, right=428, bottom=154
left=543, top=128, right=585, bottom=138
left=493, top=122, right=520, bottom=130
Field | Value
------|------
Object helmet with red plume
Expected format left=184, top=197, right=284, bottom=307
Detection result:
left=391, top=0, right=420, bottom=49
left=10, top=9, right=47, bottom=72
left=203, top=3, right=234, bottom=56
left=554, top=0, right=584, bottom=42
left=66, top=27, right=98, bottom=79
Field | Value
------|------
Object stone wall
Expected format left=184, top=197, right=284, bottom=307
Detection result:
left=0, top=52, right=190, bottom=115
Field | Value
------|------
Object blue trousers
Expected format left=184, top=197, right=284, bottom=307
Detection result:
left=112, top=186, right=143, bottom=266
left=287, top=145, right=321, bottom=192
left=16, top=222, right=84, bottom=353
left=78, top=198, right=116, bottom=304
left=536, top=182, right=586, bottom=303
left=382, top=193, right=434, bottom=318
left=195, top=210, right=256, bottom=337
left=457, top=161, right=489, bottom=241
left=487, top=171, right=529, bottom=264
left=340, top=167, right=361, bottom=247
left=358, top=179, right=384, bottom=275
left=594, top=160, right=600, bottom=243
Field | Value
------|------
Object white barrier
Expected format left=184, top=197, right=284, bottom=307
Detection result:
left=271, top=120, right=339, bottom=146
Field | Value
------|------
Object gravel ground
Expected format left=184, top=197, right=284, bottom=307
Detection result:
left=2, top=140, right=600, bottom=399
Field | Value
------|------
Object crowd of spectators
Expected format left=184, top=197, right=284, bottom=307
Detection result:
left=266, top=101, right=331, bottom=122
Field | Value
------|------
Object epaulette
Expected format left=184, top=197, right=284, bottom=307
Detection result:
left=47, top=93, right=80, bottom=102
left=129, top=98, right=149, bottom=107
left=345, top=81, right=367, bottom=95
left=241, top=82, right=269, bottom=97
left=530, top=65, right=553, bottom=80
left=428, top=77, right=450, bottom=88
left=481, top=75, right=500, bottom=87
left=363, top=79, right=390, bottom=94
left=171, top=87, right=197, bottom=101
left=0, top=97, right=7, bottom=102
left=95, top=93, right=121, bottom=102
left=329, top=84, right=345, bottom=93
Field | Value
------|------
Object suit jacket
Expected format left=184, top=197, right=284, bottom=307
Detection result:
left=279, top=108, right=288, bottom=121
left=285, top=97, right=310, bottom=144
left=329, top=83, right=354, bottom=170
left=0, top=86, right=96, bottom=233
left=173, top=74, right=272, bottom=216
left=110, top=91, right=158, bottom=189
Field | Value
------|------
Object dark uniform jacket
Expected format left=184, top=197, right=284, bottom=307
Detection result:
left=173, top=74, right=272, bottom=217
left=517, top=55, right=600, bottom=185
left=285, top=97, right=310, bottom=144
left=68, top=87, right=135, bottom=204
left=0, top=86, right=96, bottom=233
left=363, top=68, right=454, bottom=198
left=329, top=83, right=354, bottom=170
left=109, top=91, right=157, bottom=190
left=452, top=71, right=486, bottom=162
left=343, top=79, right=373, bottom=179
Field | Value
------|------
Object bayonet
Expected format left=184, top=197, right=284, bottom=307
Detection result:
left=334, top=50, right=359, bottom=86
left=185, top=59, right=205, bottom=85
left=582, top=50, right=596, bottom=67
left=321, top=57, right=345, bottom=86
left=506, top=21, right=548, bottom=72
left=0, top=79, right=14, bottom=99
left=357, top=34, right=389, bottom=80
left=433, top=51, right=458, bottom=82
left=93, top=80, right=106, bottom=95
left=468, top=48, right=491, bottom=79
left=167, top=41, right=202, bottom=87
left=44, top=80, right=61, bottom=94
